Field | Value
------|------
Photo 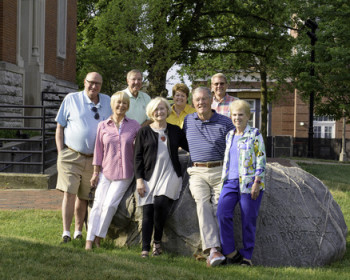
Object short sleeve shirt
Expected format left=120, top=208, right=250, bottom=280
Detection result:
left=211, top=94, right=239, bottom=118
left=183, top=110, right=234, bottom=162
left=123, top=88, right=151, bottom=124
left=55, top=91, right=112, bottom=154
left=166, top=104, right=196, bottom=128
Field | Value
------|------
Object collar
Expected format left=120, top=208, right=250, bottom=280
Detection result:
left=171, top=104, right=192, bottom=114
left=83, top=90, right=101, bottom=108
left=107, top=116, right=129, bottom=125
left=213, top=93, right=228, bottom=103
left=230, top=124, right=251, bottom=136
left=124, top=87, right=140, bottom=99
left=194, top=110, right=218, bottom=122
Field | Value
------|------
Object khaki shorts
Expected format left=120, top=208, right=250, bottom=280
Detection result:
left=56, top=147, right=93, bottom=200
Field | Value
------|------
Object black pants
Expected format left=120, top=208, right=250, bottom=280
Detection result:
left=142, top=195, right=174, bottom=251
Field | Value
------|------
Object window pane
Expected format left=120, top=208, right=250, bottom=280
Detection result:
left=314, top=126, right=321, bottom=138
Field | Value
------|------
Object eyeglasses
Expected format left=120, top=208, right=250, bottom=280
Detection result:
left=213, top=82, right=226, bottom=86
left=91, top=107, right=100, bottom=120
left=86, top=80, right=102, bottom=86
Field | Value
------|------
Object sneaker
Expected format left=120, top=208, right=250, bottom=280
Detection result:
left=207, top=251, right=225, bottom=267
left=61, top=235, right=71, bottom=244
left=74, top=234, right=82, bottom=240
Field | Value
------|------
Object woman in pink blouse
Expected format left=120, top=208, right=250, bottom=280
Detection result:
left=85, top=91, right=141, bottom=250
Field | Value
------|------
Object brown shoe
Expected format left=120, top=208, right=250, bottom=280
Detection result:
left=207, top=251, right=225, bottom=267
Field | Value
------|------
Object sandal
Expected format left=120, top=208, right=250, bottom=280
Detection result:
left=141, top=251, right=149, bottom=258
left=152, top=242, right=162, bottom=256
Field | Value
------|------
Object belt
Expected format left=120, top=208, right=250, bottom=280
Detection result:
left=66, top=146, right=93, bottom=157
left=192, top=161, right=223, bottom=168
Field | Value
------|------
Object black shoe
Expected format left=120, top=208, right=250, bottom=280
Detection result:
left=240, top=259, right=253, bottom=266
left=225, top=252, right=243, bottom=265
left=74, top=234, right=82, bottom=240
left=61, top=235, right=71, bottom=243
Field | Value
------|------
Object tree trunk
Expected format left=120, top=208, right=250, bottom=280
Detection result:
left=339, top=110, right=347, bottom=162
left=260, top=70, right=268, bottom=146
left=147, top=67, right=169, bottom=98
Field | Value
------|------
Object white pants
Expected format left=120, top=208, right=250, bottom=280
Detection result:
left=86, top=173, right=133, bottom=241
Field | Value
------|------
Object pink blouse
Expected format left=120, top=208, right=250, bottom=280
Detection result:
left=93, top=117, right=141, bottom=180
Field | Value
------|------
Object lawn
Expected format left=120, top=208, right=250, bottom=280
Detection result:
left=0, top=162, right=349, bottom=280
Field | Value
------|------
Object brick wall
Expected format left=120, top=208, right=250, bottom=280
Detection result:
left=0, top=0, right=17, bottom=63
left=44, top=0, right=77, bottom=84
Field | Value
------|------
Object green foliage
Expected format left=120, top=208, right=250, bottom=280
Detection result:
left=287, top=0, right=350, bottom=120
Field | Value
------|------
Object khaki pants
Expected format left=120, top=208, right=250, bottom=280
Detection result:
left=187, top=165, right=222, bottom=253
left=56, top=147, right=93, bottom=200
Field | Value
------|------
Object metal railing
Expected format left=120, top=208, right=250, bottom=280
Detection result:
left=0, top=91, right=68, bottom=174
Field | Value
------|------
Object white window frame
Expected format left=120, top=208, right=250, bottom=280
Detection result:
left=313, top=116, right=335, bottom=139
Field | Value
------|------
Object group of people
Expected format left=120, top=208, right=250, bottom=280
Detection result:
left=55, top=70, right=266, bottom=267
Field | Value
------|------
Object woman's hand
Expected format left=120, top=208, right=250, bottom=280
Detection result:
left=90, top=173, right=99, bottom=188
left=251, top=182, right=261, bottom=200
left=136, top=178, right=146, bottom=198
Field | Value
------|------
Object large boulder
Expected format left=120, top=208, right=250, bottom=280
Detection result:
left=108, top=156, right=347, bottom=267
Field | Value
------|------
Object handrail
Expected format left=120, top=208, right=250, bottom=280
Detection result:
left=0, top=91, right=68, bottom=174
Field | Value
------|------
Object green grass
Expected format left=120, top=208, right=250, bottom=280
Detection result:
left=0, top=163, right=349, bottom=279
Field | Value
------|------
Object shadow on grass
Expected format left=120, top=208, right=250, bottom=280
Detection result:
left=1, top=235, right=350, bottom=280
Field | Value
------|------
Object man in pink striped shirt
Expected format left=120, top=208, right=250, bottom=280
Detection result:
left=211, top=73, right=239, bottom=118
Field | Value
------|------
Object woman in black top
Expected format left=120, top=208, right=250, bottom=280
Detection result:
left=134, top=97, right=188, bottom=258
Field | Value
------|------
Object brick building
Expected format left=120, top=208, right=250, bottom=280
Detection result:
left=0, top=0, right=78, bottom=127
left=195, top=73, right=350, bottom=159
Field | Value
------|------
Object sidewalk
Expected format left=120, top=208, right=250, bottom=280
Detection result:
left=0, top=189, right=62, bottom=210
left=0, top=158, right=293, bottom=210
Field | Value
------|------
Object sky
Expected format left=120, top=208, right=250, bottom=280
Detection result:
left=165, top=64, right=191, bottom=97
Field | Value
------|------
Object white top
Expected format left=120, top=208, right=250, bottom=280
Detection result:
left=138, top=127, right=182, bottom=206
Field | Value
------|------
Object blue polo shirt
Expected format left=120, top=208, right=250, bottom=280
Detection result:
left=183, top=110, right=234, bottom=162
left=55, top=91, right=112, bottom=154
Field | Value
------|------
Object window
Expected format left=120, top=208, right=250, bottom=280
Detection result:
left=313, top=116, right=335, bottom=138
left=245, top=99, right=255, bottom=128
left=57, top=0, right=67, bottom=59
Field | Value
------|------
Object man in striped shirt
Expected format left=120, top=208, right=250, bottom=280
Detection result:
left=211, top=73, right=239, bottom=117
left=183, top=87, right=234, bottom=267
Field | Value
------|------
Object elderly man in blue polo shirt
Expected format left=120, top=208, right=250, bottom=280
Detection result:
left=183, top=87, right=234, bottom=267
left=55, top=72, right=112, bottom=243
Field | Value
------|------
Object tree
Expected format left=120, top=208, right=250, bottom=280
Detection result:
left=180, top=0, right=297, bottom=142
left=77, top=0, right=215, bottom=95
left=286, top=1, right=350, bottom=159
left=77, top=0, right=298, bottom=103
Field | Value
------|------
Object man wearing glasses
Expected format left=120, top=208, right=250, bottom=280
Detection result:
left=211, top=73, right=238, bottom=117
left=55, top=72, right=112, bottom=243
